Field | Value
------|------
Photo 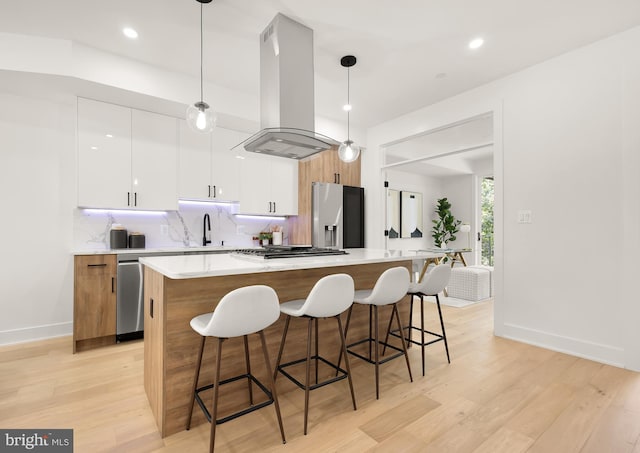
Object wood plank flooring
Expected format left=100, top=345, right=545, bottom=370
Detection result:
left=2, top=300, right=640, bottom=452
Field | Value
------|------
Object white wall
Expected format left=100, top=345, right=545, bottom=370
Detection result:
left=366, top=26, right=640, bottom=370
left=0, top=92, right=76, bottom=343
left=441, top=175, right=475, bottom=261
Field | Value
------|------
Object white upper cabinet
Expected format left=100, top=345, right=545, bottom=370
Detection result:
left=178, top=124, right=245, bottom=202
left=238, top=153, right=298, bottom=216
left=77, top=98, right=132, bottom=209
left=77, top=98, right=178, bottom=210
left=131, top=109, right=178, bottom=211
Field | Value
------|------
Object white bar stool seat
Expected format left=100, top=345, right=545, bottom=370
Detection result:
left=274, top=273, right=356, bottom=435
left=341, top=266, right=412, bottom=399
left=186, top=285, right=286, bottom=453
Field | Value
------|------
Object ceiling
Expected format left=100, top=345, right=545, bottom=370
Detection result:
left=1, top=1, right=640, bottom=129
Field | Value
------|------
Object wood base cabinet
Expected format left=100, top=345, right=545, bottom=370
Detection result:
left=73, top=254, right=117, bottom=352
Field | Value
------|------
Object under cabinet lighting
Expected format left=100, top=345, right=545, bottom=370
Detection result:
left=235, top=214, right=286, bottom=221
left=179, top=199, right=236, bottom=207
left=83, top=208, right=167, bottom=216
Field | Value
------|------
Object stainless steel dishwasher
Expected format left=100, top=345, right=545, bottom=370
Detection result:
left=116, top=254, right=145, bottom=342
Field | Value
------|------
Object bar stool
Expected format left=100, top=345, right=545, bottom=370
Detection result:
left=274, top=273, right=356, bottom=435
left=385, top=263, right=452, bottom=376
left=341, top=266, right=412, bottom=399
left=186, top=285, right=286, bottom=453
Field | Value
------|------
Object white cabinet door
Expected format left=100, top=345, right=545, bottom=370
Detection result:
left=238, top=154, right=298, bottom=216
left=77, top=98, right=132, bottom=209
left=211, top=127, right=242, bottom=201
left=238, top=153, right=272, bottom=214
left=270, top=158, right=298, bottom=216
left=131, top=110, right=178, bottom=211
left=178, top=119, right=212, bottom=200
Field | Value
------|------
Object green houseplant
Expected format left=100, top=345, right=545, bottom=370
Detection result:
left=431, top=198, right=461, bottom=248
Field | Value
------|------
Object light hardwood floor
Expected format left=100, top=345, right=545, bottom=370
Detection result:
left=2, top=300, right=640, bottom=452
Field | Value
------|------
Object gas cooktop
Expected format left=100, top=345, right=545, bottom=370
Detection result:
left=234, top=246, right=348, bottom=259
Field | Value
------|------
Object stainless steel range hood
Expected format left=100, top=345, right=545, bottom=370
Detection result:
left=234, top=13, right=339, bottom=159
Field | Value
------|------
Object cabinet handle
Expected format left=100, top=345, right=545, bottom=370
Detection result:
left=273, top=201, right=276, bottom=213
left=208, top=185, right=211, bottom=197
left=334, top=173, right=337, bottom=183
left=150, top=298, right=154, bottom=319
left=87, top=263, right=107, bottom=268
left=267, top=201, right=271, bottom=213
left=127, top=192, right=131, bottom=206
left=213, top=185, right=216, bottom=198
left=338, top=173, right=341, bottom=184
left=134, top=192, right=137, bottom=206
left=111, top=277, right=115, bottom=293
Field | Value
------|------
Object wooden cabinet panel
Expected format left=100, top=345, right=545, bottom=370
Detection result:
left=73, top=255, right=117, bottom=351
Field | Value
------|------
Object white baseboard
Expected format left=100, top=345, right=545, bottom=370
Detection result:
left=0, top=321, right=72, bottom=346
left=500, top=322, right=625, bottom=369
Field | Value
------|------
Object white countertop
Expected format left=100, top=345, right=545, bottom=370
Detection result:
left=72, top=245, right=239, bottom=255
left=139, top=249, right=444, bottom=279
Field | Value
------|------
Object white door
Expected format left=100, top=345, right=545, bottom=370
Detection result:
left=211, top=127, right=242, bottom=201
left=77, top=98, right=132, bottom=209
left=178, top=119, right=212, bottom=200
left=131, top=110, right=178, bottom=210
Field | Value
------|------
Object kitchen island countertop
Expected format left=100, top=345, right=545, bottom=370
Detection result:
left=139, top=248, right=443, bottom=279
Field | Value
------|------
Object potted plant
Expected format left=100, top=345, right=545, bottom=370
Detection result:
left=431, top=198, right=461, bottom=248
left=259, top=232, right=272, bottom=246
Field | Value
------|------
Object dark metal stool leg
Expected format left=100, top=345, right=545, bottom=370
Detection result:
left=435, top=294, right=451, bottom=363
left=304, top=318, right=313, bottom=435
left=243, top=335, right=254, bottom=405
left=274, top=316, right=291, bottom=381
left=420, top=295, right=426, bottom=376
left=258, top=330, right=286, bottom=444
left=374, top=305, right=380, bottom=399
left=186, top=335, right=205, bottom=430
left=336, top=315, right=357, bottom=411
left=336, top=306, right=353, bottom=374
left=369, top=305, right=374, bottom=361
left=393, top=303, right=413, bottom=383
left=209, top=338, right=224, bottom=453
left=315, top=318, right=319, bottom=385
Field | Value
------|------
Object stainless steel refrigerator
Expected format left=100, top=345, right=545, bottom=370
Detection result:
left=312, top=182, right=364, bottom=249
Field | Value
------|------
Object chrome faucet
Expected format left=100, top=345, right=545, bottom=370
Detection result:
left=203, top=214, right=211, bottom=246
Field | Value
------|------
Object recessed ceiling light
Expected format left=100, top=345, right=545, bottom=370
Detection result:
left=343, top=104, right=352, bottom=112
left=123, top=27, right=138, bottom=39
left=105, top=134, right=113, bottom=138
left=469, top=38, right=484, bottom=50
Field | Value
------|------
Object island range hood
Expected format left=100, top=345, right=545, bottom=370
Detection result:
left=234, top=13, right=339, bottom=160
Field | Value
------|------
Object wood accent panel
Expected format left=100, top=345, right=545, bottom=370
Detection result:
left=74, top=335, right=117, bottom=353
left=144, top=265, right=165, bottom=434
left=146, top=260, right=412, bottom=437
left=287, top=148, right=361, bottom=245
left=73, top=254, right=117, bottom=352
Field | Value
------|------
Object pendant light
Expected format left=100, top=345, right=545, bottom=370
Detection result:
left=186, top=0, right=215, bottom=133
left=338, top=55, right=360, bottom=163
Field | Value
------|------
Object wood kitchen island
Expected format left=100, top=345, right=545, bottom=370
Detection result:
left=140, top=249, right=441, bottom=437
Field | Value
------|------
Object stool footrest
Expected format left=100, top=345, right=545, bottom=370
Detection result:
left=195, top=373, right=274, bottom=425
left=347, top=338, right=405, bottom=365
left=389, top=326, right=444, bottom=347
left=277, top=355, right=349, bottom=391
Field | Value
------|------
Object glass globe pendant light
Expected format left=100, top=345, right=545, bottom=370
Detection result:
left=186, top=0, right=215, bottom=133
left=338, top=55, right=360, bottom=163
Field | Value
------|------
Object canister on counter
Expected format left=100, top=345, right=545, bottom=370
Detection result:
left=128, top=232, right=146, bottom=249
left=110, top=224, right=128, bottom=249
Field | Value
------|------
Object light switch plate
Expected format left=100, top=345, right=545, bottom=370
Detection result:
left=517, top=210, right=532, bottom=223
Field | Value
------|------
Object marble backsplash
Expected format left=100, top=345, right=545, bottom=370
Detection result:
left=73, top=201, right=288, bottom=251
